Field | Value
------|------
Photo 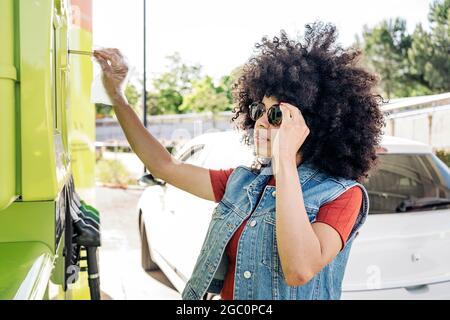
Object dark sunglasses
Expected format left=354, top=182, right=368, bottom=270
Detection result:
left=249, top=101, right=283, bottom=126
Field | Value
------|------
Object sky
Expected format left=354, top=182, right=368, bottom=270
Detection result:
left=92, top=0, right=433, bottom=88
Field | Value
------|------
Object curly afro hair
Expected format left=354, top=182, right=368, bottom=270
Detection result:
left=231, top=21, right=386, bottom=181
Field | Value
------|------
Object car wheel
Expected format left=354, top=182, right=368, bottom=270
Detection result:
left=139, top=214, right=160, bottom=272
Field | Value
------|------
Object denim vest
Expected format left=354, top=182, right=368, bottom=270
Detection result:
left=182, top=161, right=370, bottom=300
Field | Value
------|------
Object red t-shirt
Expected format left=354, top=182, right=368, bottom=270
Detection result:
left=209, top=168, right=362, bottom=300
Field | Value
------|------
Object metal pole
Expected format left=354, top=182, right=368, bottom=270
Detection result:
left=143, top=0, right=148, bottom=128
left=143, top=0, right=148, bottom=174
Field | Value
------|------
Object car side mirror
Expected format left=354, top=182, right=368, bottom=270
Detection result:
left=138, top=173, right=166, bottom=187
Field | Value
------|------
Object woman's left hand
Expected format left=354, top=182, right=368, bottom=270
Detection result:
left=272, top=102, right=310, bottom=164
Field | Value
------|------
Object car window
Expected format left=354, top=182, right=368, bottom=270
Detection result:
left=203, top=139, right=254, bottom=169
left=178, top=144, right=206, bottom=165
left=362, top=154, right=450, bottom=214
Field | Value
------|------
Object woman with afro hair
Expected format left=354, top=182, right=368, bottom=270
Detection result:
left=94, top=21, right=385, bottom=300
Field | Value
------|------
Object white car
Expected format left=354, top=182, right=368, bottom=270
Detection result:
left=137, top=130, right=450, bottom=299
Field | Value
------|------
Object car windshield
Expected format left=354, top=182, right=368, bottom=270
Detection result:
left=362, top=153, right=450, bottom=214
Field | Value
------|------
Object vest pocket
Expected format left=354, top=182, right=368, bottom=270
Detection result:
left=200, top=205, right=228, bottom=254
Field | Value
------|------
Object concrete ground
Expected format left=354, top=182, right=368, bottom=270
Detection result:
left=93, top=186, right=181, bottom=300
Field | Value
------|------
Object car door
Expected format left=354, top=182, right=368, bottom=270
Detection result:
left=175, top=133, right=255, bottom=280
left=342, top=152, right=450, bottom=297
left=161, top=143, right=212, bottom=276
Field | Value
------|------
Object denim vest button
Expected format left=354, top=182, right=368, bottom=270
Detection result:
left=244, top=271, right=252, bottom=279
left=272, top=190, right=276, bottom=197
left=250, top=220, right=257, bottom=227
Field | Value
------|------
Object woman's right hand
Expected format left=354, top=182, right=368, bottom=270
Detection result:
left=93, top=48, right=129, bottom=104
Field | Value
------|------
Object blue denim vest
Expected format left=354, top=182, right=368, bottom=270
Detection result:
left=182, top=161, right=370, bottom=300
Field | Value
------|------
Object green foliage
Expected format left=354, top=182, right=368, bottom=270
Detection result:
left=356, top=0, right=450, bottom=98
left=145, top=54, right=241, bottom=115
left=95, top=83, right=141, bottom=117
left=95, top=102, right=113, bottom=118
left=436, top=149, right=450, bottom=167
left=358, top=18, right=423, bottom=98
left=409, top=0, right=450, bottom=93
left=95, top=158, right=136, bottom=185
left=177, top=65, right=242, bottom=114
left=178, top=76, right=231, bottom=113
left=93, top=51, right=242, bottom=117
left=124, top=83, right=142, bottom=114
left=94, top=2, right=450, bottom=119
left=218, top=66, right=243, bottom=103
left=146, top=52, right=202, bottom=115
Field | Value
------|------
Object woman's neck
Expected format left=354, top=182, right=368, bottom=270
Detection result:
left=270, top=152, right=302, bottom=179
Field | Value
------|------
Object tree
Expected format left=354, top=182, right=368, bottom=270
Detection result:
left=216, top=65, right=243, bottom=105
left=178, top=75, right=231, bottom=113
left=162, top=52, right=202, bottom=96
left=95, top=83, right=141, bottom=118
left=146, top=87, right=183, bottom=115
left=409, top=0, right=450, bottom=93
left=146, top=52, right=203, bottom=115
left=124, top=83, right=141, bottom=114
left=357, top=18, right=415, bottom=98
left=95, top=102, right=113, bottom=118
left=355, top=0, right=450, bottom=98
left=407, top=24, right=436, bottom=96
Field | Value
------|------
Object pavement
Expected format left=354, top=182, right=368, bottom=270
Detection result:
left=93, top=186, right=181, bottom=300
